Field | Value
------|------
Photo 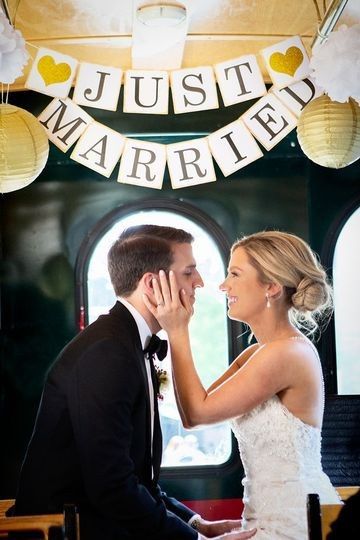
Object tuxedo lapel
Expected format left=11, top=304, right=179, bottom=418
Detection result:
left=109, top=302, right=150, bottom=402
left=109, top=302, right=153, bottom=480
left=109, top=301, right=164, bottom=483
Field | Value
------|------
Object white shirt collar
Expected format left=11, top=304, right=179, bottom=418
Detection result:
left=118, top=297, right=152, bottom=350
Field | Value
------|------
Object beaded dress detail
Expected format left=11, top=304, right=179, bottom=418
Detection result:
left=230, top=337, right=340, bottom=539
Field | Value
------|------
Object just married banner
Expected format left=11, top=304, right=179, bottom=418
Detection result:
left=28, top=35, right=323, bottom=189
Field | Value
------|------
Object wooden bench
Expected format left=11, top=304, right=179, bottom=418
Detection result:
left=0, top=500, right=79, bottom=540
left=335, top=485, right=359, bottom=501
left=307, top=486, right=360, bottom=540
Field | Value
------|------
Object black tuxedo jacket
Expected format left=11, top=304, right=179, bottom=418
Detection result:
left=15, top=301, right=197, bottom=539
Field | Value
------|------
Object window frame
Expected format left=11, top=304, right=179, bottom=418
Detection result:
left=320, top=196, right=360, bottom=395
left=75, top=197, right=243, bottom=475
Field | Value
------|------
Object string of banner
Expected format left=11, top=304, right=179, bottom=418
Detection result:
left=28, top=35, right=323, bottom=189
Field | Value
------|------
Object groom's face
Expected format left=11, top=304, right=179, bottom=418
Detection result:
left=169, top=243, right=204, bottom=305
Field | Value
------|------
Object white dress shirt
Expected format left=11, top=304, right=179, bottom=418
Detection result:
left=118, top=298, right=201, bottom=537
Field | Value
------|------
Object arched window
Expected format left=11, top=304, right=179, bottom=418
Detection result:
left=79, top=201, right=232, bottom=467
left=333, top=205, right=360, bottom=395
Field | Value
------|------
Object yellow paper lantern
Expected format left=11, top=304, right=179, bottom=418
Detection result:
left=297, top=95, right=360, bottom=169
left=0, top=104, right=49, bottom=193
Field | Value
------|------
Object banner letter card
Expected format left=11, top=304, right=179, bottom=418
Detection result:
left=123, top=70, right=169, bottom=114
left=73, top=62, right=123, bottom=111
left=208, top=119, right=263, bottom=177
left=215, top=55, right=266, bottom=106
left=171, top=67, right=219, bottom=114
left=261, top=36, right=310, bottom=89
left=71, top=122, right=125, bottom=177
left=118, top=139, right=166, bottom=189
left=38, top=98, right=93, bottom=152
left=241, top=93, right=297, bottom=150
left=167, top=138, right=216, bottom=189
left=26, top=47, right=78, bottom=99
left=270, top=76, right=324, bottom=117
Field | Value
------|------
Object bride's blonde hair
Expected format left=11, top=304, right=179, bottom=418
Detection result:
left=232, top=231, right=333, bottom=336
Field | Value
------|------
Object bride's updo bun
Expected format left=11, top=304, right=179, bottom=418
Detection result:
left=291, top=277, right=329, bottom=313
left=232, top=231, right=333, bottom=336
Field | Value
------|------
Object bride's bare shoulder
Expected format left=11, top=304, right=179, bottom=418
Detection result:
left=257, top=336, right=318, bottom=366
left=235, top=342, right=261, bottom=368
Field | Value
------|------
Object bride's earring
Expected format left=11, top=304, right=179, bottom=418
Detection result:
left=266, top=293, right=271, bottom=308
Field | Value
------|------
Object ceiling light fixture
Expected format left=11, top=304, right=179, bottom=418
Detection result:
left=136, top=3, right=187, bottom=28
left=132, top=2, right=189, bottom=70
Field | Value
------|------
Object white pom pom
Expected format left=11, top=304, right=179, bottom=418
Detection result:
left=0, top=11, right=29, bottom=84
left=310, top=24, right=360, bottom=104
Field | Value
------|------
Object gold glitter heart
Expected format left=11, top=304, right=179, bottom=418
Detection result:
left=37, top=55, right=72, bottom=86
left=269, top=46, right=303, bottom=77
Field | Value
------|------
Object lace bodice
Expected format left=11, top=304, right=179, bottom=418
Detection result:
left=231, top=396, right=340, bottom=539
left=233, top=395, right=323, bottom=482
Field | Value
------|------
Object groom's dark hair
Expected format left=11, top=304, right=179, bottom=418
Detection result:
left=108, top=224, right=194, bottom=297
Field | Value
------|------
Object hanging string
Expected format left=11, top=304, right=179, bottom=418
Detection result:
left=26, top=42, right=41, bottom=51
left=312, top=0, right=322, bottom=22
left=1, top=83, right=10, bottom=104
left=23, top=41, right=41, bottom=67
left=13, top=0, right=22, bottom=27
left=1, top=0, right=11, bottom=22
left=2, top=0, right=22, bottom=27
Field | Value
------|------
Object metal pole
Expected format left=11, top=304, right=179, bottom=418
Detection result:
left=312, top=0, right=349, bottom=48
left=0, top=1, right=11, bottom=22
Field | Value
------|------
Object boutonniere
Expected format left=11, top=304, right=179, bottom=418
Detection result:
left=154, top=365, right=170, bottom=400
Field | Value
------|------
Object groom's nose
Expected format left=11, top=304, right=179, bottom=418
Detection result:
left=193, top=269, right=204, bottom=289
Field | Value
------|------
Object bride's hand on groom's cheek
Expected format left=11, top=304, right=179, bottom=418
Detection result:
left=143, top=270, right=192, bottom=332
left=159, top=269, right=193, bottom=316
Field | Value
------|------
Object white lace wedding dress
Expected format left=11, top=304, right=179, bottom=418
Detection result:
left=231, top=395, right=340, bottom=539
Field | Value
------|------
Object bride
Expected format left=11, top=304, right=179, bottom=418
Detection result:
left=144, top=230, right=340, bottom=540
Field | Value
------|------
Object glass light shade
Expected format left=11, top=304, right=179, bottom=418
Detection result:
left=136, top=3, right=186, bottom=27
left=132, top=2, right=188, bottom=70
left=0, top=104, right=49, bottom=193
left=297, top=95, right=360, bottom=169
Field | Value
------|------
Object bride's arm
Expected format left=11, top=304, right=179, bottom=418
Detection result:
left=144, top=270, right=292, bottom=427
left=207, top=343, right=260, bottom=393
left=172, top=376, right=188, bottom=425
left=167, top=326, right=289, bottom=428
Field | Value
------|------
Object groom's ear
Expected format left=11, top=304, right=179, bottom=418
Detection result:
left=142, top=272, right=156, bottom=295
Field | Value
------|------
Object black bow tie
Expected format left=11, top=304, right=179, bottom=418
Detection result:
left=144, top=334, right=168, bottom=361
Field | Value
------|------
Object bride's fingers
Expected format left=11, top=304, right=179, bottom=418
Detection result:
left=151, top=276, right=165, bottom=307
left=180, top=288, right=193, bottom=315
left=168, top=270, right=180, bottom=304
left=158, top=269, right=173, bottom=305
left=143, top=293, right=157, bottom=315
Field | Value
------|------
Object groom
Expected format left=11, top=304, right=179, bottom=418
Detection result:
left=14, top=224, right=255, bottom=540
